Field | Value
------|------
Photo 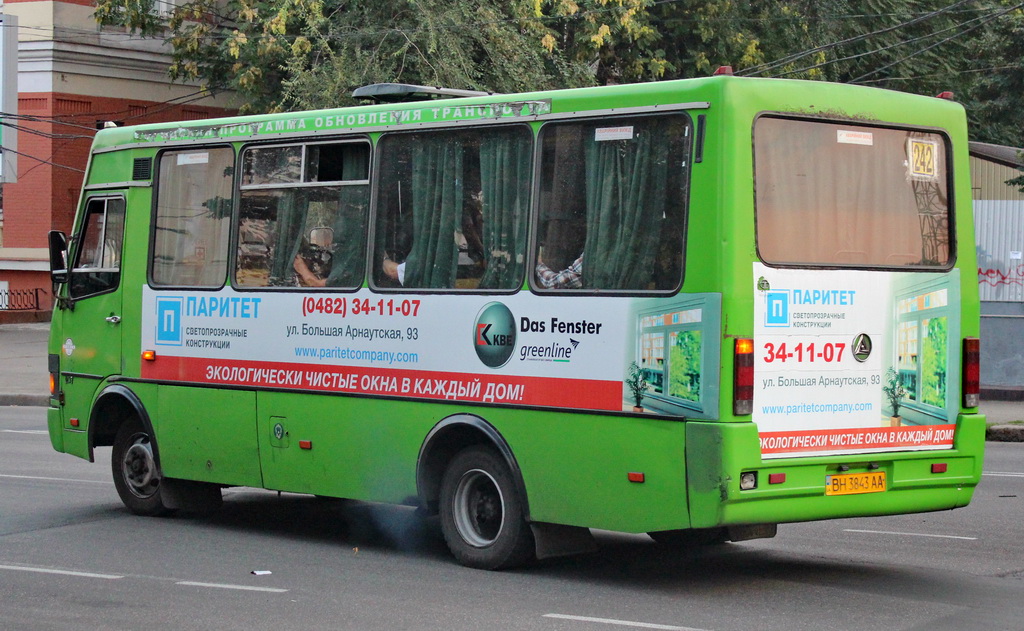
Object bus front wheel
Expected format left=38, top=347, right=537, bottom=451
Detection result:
left=439, top=446, right=534, bottom=570
left=111, top=421, right=171, bottom=516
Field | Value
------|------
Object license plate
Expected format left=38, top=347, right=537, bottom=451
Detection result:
left=825, top=471, right=886, bottom=496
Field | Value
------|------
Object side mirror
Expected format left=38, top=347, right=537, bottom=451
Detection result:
left=308, top=227, right=334, bottom=248
left=48, top=230, right=69, bottom=284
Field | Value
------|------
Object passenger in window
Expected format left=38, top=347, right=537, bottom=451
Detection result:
left=382, top=230, right=484, bottom=286
left=458, top=192, right=486, bottom=279
left=536, top=252, right=584, bottom=289
left=293, top=228, right=335, bottom=287
left=381, top=255, right=406, bottom=285
left=380, top=192, right=486, bottom=288
left=380, top=219, right=414, bottom=286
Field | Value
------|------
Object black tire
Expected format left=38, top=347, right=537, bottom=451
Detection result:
left=111, top=420, right=172, bottom=516
left=439, top=446, right=534, bottom=570
left=648, top=527, right=729, bottom=547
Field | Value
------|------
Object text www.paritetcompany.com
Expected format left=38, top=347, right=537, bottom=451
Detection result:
left=761, top=402, right=874, bottom=416
left=294, top=346, right=419, bottom=365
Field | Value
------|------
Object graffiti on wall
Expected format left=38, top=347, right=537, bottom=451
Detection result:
left=978, top=264, right=1024, bottom=287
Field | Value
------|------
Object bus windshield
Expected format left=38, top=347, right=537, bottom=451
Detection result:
left=754, top=117, right=952, bottom=268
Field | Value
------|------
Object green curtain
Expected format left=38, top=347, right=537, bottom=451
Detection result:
left=269, top=191, right=305, bottom=286
left=403, top=136, right=463, bottom=288
left=582, top=121, right=669, bottom=289
left=325, top=185, right=369, bottom=287
left=478, top=131, right=531, bottom=289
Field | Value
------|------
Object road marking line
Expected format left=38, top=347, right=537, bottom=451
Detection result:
left=1, top=430, right=49, bottom=435
left=543, top=614, right=709, bottom=631
left=843, top=529, right=977, bottom=540
left=176, top=581, right=288, bottom=593
left=0, top=564, right=123, bottom=580
left=0, top=474, right=110, bottom=484
left=984, top=472, right=1024, bottom=477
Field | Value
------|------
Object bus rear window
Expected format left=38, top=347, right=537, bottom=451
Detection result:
left=754, top=117, right=952, bottom=268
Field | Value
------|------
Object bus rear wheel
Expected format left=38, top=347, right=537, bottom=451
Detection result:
left=111, top=421, right=171, bottom=516
left=439, top=446, right=534, bottom=570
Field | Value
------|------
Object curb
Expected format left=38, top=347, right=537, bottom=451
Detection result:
left=0, top=394, right=50, bottom=407
left=986, top=425, right=1024, bottom=442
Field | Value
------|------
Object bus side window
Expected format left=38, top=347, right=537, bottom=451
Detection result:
left=534, top=115, right=690, bottom=292
left=69, top=197, right=126, bottom=299
left=235, top=142, right=370, bottom=289
left=151, top=148, right=235, bottom=287
left=373, top=127, right=531, bottom=291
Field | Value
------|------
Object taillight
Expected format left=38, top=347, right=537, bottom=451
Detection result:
left=734, top=338, right=754, bottom=415
left=962, top=337, right=980, bottom=408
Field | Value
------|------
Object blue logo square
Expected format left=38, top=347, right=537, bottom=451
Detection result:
left=156, top=297, right=183, bottom=346
left=765, top=291, right=789, bottom=327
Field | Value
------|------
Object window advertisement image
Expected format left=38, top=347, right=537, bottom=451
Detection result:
left=753, top=263, right=961, bottom=458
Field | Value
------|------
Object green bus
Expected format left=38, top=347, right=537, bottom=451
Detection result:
left=46, top=76, right=985, bottom=569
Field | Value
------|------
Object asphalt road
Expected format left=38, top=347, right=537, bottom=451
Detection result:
left=2, top=406, right=1022, bottom=631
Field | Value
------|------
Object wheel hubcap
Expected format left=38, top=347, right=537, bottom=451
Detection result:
left=452, top=469, right=504, bottom=547
left=122, top=434, right=159, bottom=498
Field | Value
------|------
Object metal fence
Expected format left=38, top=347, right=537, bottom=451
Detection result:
left=0, top=288, right=42, bottom=311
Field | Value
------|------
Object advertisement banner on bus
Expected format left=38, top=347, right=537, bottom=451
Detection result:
left=753, top=263, right=960, bottom=458
left=140, top=288, right=721, bottom=419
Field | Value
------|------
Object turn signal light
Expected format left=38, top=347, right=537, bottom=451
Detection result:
left=142, top=350, right=157, bottom=361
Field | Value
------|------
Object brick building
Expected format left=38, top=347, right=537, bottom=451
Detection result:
left=0, top=0, right=234, bottom=320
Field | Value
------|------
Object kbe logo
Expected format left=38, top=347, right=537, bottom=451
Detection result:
left=473, top=302, right=516, bottom=368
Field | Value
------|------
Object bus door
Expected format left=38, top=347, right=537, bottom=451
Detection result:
left=60, top=195, right=127, bottom=418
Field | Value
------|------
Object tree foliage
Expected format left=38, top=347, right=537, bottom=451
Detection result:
left=962, top=3, right=1024, bottom=146
left=95, top=0, right=661, bottom=112
left=95, top=0, right=1024, bottom=151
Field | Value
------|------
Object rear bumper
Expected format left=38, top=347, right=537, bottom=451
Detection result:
left=686, top=413, right=985, bottom=528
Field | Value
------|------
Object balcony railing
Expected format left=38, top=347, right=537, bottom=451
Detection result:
left=0, top=288, right=43, bottom=311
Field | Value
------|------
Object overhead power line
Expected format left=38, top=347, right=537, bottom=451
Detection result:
left=855, top=64, right=1020, bottom=84
left=738, top=0, right=976, bottom=77
left=0, top=85, right=224, bottom=130
left=768, top=6, right=999, bottom=79
left=1, top=146, right=85, bottom=173
left=849, top=1, right=1024, bottom=83
left=0, top=121, right=95, bottom=141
